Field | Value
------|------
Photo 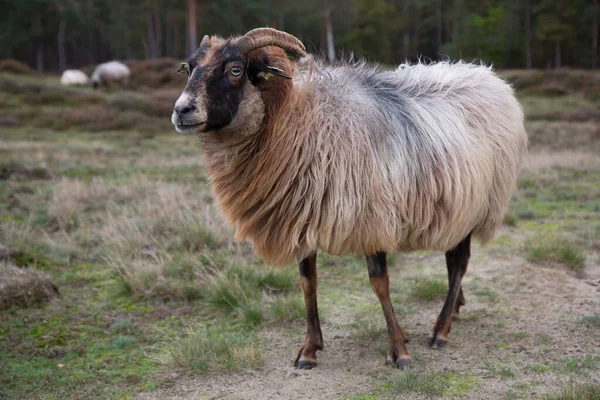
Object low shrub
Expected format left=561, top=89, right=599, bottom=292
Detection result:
left=126, top=58, right=185, bottom=89
left=0, top=59, right=36, bottom=74
left=0, top=261, right=59, bottom=309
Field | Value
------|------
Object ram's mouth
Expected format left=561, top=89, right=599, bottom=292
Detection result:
left=175, top=122, right=206, bottom=134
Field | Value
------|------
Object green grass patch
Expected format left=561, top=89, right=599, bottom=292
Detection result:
left=528, top=363, right=551, bottom=373
left=560, top=356, right=600, bottom=375
left=471, top=287, right=498, bottom=303
left=411, top=278, right=447, bottom=301
left=526, top=237, right=586, bottom=271
left=581, top=314, right=600, bottom=327
left=388, top=370, right=478, bottom=397
left=164, top=327, right=262, bottom=373
left=499, top=367, right=516, bottom=377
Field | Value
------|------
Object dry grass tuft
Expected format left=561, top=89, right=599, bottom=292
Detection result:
left=0, top=160, right=52, bottom=180
left=525, top=121, right=600, bottom=154
left=523, top=151, right=600, bottom=172
left=96, top=182, right=230, bottom=299
left=163, top=327, right=262, bottom=373
left=0, top=261, right=59, bottom=309
left=0, top=59, right=36, bottom=74
left=542, top=383, right=600, bottom=400
left=526, top=236, right=586, bottom=272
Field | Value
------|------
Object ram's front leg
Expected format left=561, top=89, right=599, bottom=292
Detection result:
left=294, top=253, right=324, bottom=369
left=367, top=252, right=410, bottom=369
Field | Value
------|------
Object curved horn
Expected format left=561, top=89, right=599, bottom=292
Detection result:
left=236, top=28, right=306, bottom=58
left=200, top=34, right=210, bottom=47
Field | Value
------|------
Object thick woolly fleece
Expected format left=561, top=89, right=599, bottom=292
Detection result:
left=91, top=61, right=131, bottom=85
left=201, top=52, right=527, bottom=266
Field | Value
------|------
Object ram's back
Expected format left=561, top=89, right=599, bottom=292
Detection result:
left=293, top=61, right=527, bottom=253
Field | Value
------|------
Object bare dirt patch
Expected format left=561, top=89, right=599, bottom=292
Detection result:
left=136, top=237, right=600, bottom=399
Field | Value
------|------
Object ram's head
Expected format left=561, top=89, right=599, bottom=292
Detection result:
left=172, top=28, right=306, bottom=135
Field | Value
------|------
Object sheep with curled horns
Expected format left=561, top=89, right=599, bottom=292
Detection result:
left=172, top=27, right=528, bottom=370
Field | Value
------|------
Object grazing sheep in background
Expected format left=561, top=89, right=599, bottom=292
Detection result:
left=60, top=69, right=89, bottom=86
left=171, top=28, right=528, bottom=370
left=91, top=61, right=131, bottom=89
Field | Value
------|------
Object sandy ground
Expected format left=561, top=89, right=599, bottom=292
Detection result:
left=136, top=229, right=600, bottom=400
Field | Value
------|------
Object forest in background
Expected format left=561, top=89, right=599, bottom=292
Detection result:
left=0, top=0, right=598, bottom=72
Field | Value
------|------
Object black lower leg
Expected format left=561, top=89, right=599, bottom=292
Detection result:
left=429, top=233, right=472, bottom=348
left=295, top=253, right=323, bottom=369
left=367, top=252, right=410, bottom=369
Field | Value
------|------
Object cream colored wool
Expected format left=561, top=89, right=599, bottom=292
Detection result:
left=198, top=51, right=528, bottom=266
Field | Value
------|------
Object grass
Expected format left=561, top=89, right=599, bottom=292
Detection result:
left=526, top=237, right=586, bottom=271
left=542, top=383, right=600, bottom=400
left=0, top=261, right=59, bottom=309
left=581, top=315, right=600, bottom=327
left=163, top=327, right=262, bottom=373
left=1, top=69, right=600, bottom=398
left=528, top=363, right=551, bottom=373
left=559, top=356, right=600, bottom=375
left=388, top=370, right=478, bottom=397
left=410, top=278, right=447, bottom=300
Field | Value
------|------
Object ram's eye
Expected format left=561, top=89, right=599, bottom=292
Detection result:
left=230, top=66, right=243, bottom=76
left=177, top=63, right=190, bottom=76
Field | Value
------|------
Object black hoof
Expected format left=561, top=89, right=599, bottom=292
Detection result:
left=296, top=358, right=317, bottom=369
left=396, top=357, right=410, bottom=370
left=427, top=335, right=448, bottom=349
left=385, top=356, right=410, bottom=370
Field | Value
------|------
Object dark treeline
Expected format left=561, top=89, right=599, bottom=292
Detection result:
left=0, top=0, right=598, bottom=72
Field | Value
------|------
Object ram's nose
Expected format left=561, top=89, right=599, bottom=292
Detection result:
left=174, top=103, right=197, bottom=117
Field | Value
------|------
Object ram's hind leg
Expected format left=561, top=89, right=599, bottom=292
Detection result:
left=429, top=233, right=471, bottom=349
left=294, top=253, right=324, bottom=369
left=367, top=252, right=410, bottom=369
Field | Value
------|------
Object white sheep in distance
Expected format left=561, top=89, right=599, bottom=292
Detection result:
left=60, top=69, right=89, bottom=86
left=91, top=61, right=131, bottom=89
left=171, top=28, right=528, bottom=370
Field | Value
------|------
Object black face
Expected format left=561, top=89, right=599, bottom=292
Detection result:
left=172, top=41, right=291, bottom=134
left=199, top=50, right=247, bottom=131
left=172, top=43, right=247, bottom=134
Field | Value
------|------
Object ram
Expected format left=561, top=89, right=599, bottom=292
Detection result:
left=171, top=28, right=528, bottom=370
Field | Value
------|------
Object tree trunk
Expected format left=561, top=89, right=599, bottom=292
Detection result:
left=146, top=12, right=156, bottom=59
left=166, top=11, right=174, bottom=58
left=278, top=13, right=285, bottom=31
left=146, top=3, right=164, bottom=60
left=87, top=0, right=96, bottom=64
left=325, top=7, right=335, bottom=62
left=153, top=2, right=163, bottom=58
left=403, top=0, right=409, bottom=59
left=36, top=11, right=44, bottom=73
left=436, top=0, right=442, bottom=54
left=593, top=0, right=599, bottom=69
left=506, top=1, right=514, bottom=68
left=525, top=0, right=532, bottom=69
left=36, top=43, right=44, bottom=73
left=555, top=40, right=561, bottom=68
left=58, top=15, right=67, bottom=71
left=187, top=0, right=197, bottom=55
left=414, top=7, right=421, bottom=55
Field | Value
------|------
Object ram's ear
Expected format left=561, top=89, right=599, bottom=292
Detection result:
left=248, top=62, right=292, bottom=84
